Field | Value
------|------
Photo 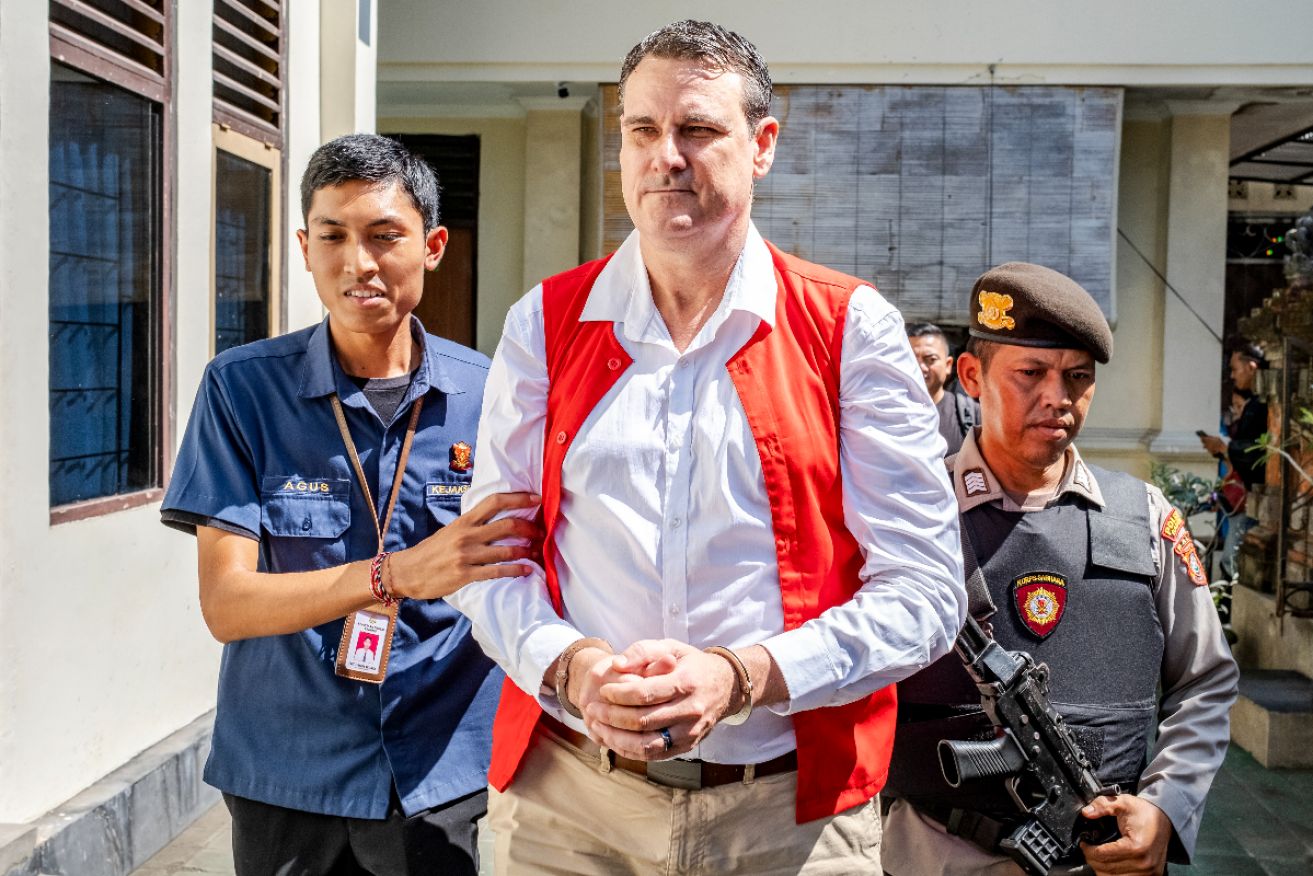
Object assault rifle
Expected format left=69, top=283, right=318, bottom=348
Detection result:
left=937, top=616, right=1121, bottom=876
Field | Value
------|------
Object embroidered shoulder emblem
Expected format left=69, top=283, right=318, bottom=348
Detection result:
left=977, top=291, right=1016, bottom=331
left=1013, top=572, right=1067, bottom=638
left=1171, top=528, right=1209, bottom=586
left=963, top=468, right=989, bottom=497
left=1161, top=508, right=1184, bottom=542
left=450, top=442, right=473, bottom=472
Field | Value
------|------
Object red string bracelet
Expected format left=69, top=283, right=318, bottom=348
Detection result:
left=370, top=552, right=396, bottom=607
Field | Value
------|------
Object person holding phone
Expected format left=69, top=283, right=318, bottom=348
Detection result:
left=1199, top=344, right=1268, bottom=579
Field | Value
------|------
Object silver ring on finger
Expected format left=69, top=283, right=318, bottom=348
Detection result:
left=659, top=727, right=673, bottom=752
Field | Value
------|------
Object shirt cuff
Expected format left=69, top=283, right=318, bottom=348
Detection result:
left=759, top=624, right=842, bottom=715
left=1136, top=778, right=1197, bottom=863
left=517, top=622, right=585, bottom=712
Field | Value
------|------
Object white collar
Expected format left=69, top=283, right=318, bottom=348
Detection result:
left=578, top=223, right=778, bottom=345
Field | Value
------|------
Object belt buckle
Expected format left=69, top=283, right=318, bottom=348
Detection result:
left=645, top=759, right=702, bottom=790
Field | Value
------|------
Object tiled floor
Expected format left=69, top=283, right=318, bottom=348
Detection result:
left=1183, top=747, right=1313, bottom=875
left=129, top=804, right=235, bottom=876
left=132, top=747, right=1313, bottom=876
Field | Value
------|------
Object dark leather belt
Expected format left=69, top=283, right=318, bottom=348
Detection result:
left=540, top=713, right=797, bottom=790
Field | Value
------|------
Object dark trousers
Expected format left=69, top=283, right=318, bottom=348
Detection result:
left=224, top=787, right=486, bottom=876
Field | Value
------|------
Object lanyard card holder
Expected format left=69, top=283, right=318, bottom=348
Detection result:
left=336, top=602, right=398, bottom=683
left=328, top=392, right=423, bottom=685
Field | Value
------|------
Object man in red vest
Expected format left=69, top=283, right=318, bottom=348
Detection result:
left=447, top=20, right=965, bottom=874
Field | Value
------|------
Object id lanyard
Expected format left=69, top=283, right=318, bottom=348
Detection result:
left=330, top=392, right=424, bottom=684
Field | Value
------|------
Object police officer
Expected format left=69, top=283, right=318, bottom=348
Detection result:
left=881, top=263, right=1239, bottom=876
left=161, top=135, right=540, bottom=876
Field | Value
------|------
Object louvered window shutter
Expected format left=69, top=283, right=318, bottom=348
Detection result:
left=50, top=0, right=170, bottom=101
left=601, top=85, right=1121, bottom=325
left=213, top=0, right=284, bottom=147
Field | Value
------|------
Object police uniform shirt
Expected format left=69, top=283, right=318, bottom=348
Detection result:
left=160, top=316, right=504, bottom=819
left=882, top=428, right=1239, bottom=876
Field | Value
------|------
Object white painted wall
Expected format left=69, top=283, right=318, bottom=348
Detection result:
left=0, top=0, right=373, bottom=825
left=287, top=0, right=327, bottom=332
left=0, top=0, right=218, bottom=825
left=378, top=0, right=1313, bottom=86
left=320, top=0, right=378, bottom=143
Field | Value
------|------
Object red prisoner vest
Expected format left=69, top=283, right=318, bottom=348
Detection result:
left=487, top=242, right=897, bottom=824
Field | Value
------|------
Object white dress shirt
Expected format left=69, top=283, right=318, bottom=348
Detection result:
left=448, top=225, right=965, bottom=764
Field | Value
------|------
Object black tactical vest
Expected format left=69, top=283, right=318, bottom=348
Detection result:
left=884, top=465, right=1162, bottom=815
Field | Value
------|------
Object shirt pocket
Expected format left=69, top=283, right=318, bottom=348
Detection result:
left=260, top=476, right=352, bottom=538
left=426, top=473, right=471, bottom=533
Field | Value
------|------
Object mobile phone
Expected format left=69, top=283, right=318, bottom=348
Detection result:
left=1195, top=430, right=1208, bottom=438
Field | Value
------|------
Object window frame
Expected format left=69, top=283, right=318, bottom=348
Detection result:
left=210, top=123, right=284, bottom=359
left=48, top=1, right=174, bottom=526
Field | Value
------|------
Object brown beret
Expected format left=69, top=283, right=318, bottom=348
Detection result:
left=968, top=262, right=1113, bottom=364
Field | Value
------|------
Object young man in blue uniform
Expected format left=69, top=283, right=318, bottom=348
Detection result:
left=162, top=135, right=539, bottom=876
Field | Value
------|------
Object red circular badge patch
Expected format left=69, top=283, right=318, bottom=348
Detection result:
left=1013, top=572, right=1067, bottom=638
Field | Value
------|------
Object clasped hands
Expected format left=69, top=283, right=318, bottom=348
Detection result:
left=565, top=639, right=743, bottom=761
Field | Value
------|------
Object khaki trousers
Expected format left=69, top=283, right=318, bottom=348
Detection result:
left=489, top=723, right=882, bottom=876
left=880, top=798, right=1024, bottom=876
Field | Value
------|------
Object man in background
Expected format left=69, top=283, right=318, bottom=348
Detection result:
left=908, top=322, right=980, bottom=456
left=1200, top=342, right=1268, bottom=579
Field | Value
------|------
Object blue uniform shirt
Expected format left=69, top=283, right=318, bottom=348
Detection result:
left=162, top=316, right=503, bottom=818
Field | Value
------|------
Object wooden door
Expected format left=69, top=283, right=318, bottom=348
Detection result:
left=415, top=226, right=475, bottom=347
left=382, top=132, right=480, bottom=348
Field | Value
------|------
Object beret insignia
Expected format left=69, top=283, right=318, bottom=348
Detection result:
left=977, top=291, right=1016, bottom=331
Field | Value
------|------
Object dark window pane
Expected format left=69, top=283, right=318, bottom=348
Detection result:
left=49, top=64, right=161, bottom=508
left=214, top=150, right=271, bottom=354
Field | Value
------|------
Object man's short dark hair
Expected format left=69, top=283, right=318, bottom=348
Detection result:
left=907, top=322, right=949, bottom=348
left=618, top=20, right=773, bottom=131
left=300, top=134, right=441, bottom=233
left=1230, top=341, right=1267, bottom=369
left=964, top=336, right=1001, bottom=373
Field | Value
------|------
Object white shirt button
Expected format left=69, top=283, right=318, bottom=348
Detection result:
left=670, top=517, right=682, bottom=528
left=680, top=359, right=690, bottom=369
left=670, top=604, right=680, bottom=616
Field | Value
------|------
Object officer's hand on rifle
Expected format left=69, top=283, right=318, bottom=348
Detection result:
left=1079, top=794, right=1171, bottom=876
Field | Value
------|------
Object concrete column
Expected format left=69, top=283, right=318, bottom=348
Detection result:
left=319, top=0, right=377, bottom=144
left=1149, top=103, right=1238, bottom=455
left=518, top=96, right=592, bottom=289
left=285, top=0, right=325, bottom=331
